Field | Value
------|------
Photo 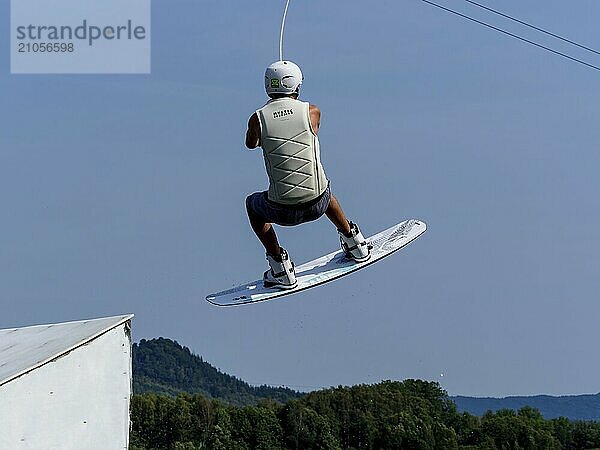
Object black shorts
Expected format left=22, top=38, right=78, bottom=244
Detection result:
left=246, top=184, right=331, bottom=226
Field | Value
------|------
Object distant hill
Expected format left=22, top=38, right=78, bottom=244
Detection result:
left=133, top=337, right=599, bottom=420
left=453, top=393, right=600, bottom=421
left=132, top=338, right=302, bottom=406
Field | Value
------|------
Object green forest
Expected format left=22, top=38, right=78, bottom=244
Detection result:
left=130, top=380, right=600, bottom=450
left=130, top=339, right=600, bottom=449
left=133, top=338, right=301, bottom=405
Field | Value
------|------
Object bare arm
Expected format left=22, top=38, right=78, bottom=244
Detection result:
left=309, top=104, right=321, bottom=134
left=245, top=113, right=261, bottom=149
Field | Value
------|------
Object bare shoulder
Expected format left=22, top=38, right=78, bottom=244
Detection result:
left=248, top=112, right=259, bottom=126
left=245, top=112, right=261, bottom=149
left=308, top=104, right=321, bottom=134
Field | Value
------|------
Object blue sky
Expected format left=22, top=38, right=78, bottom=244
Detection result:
left=1, top=0, right=599, bottom=397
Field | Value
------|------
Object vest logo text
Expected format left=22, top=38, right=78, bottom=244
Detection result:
left=273, top=109, right=293, bottom=119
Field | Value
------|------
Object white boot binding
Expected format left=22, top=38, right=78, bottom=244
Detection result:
left=339, top=221, right=371, bottom=263
left=264, top=248, right=297, bottom=289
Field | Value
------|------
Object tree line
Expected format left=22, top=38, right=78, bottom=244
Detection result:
left=130, top=379, right=600, bottom=450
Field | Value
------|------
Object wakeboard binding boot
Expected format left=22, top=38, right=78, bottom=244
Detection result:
left=339, top=221, right=371, bottom=262
left=264, top=247, right=297, bottom=289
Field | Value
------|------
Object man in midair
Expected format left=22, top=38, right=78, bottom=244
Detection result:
left=245, top=60, right=370, bottom=289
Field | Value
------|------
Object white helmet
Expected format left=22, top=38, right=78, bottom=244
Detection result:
left=264, top=60, right=303, bottom=96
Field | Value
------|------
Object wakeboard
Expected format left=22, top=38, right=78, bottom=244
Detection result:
left=206, top=218, right=426, bottom=307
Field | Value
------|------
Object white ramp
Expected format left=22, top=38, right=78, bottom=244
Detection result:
left=0, top=314, right=133, bottom=450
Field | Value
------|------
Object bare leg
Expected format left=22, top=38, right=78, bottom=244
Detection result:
left=326, top=193, right=351, bottom=235
left=248, top=214, right=282, bottom=257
